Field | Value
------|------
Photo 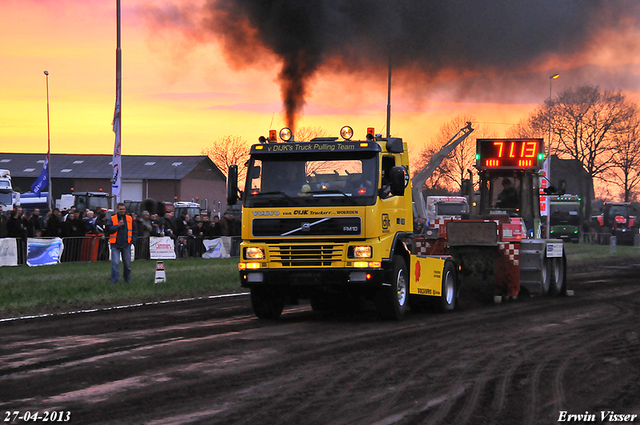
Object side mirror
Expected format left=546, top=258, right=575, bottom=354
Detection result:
left=461, top=179, right=471, bottom=197
left=227, top=165, right=239, bottom=205
left=389, top=166, right=407, bottom=196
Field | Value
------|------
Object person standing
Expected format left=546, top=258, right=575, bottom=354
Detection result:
left=107, top=203, right=137, bottom=284
left=137, top=210, right=152, bottom=259
left=30, top=208, right=43, bottom=235
left=46, top=208, right=63, bottom=237
left=0, top=206, right=8, bottom=238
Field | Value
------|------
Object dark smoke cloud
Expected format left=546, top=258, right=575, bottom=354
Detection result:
left=142, top=0, right=640, bottom=129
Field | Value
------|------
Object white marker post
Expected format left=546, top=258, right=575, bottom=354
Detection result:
left=155, top=261, right=166, bottom=284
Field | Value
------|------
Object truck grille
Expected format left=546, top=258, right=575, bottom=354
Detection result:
left=269, top=244, right=343, bottom=267
left=253, top=217, right=361, bottom=237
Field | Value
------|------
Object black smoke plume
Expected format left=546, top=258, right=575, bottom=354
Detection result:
left=143, top=0, right=640, bottom=130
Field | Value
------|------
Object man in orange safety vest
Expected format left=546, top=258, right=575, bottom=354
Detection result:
left=107, top=202, right=138, bottom=283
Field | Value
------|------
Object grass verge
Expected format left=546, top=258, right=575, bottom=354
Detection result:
left=0, top=258, right=242, bottom=319
left=564, top=242, right=640, bottom=263
left=1, top=244, right=638, bottom=319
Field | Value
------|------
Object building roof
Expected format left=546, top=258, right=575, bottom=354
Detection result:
left=0, top=153, right=221, bottom=180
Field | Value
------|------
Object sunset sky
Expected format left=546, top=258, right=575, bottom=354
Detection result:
left=1, top=0, right=639, bottom=157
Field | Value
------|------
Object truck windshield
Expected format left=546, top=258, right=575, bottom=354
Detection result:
left=76, top=195, right=110, bottom=211
left=550, top=204, right=580, bottom=226
left=437, top=203, right=468, bottom=216
left=244, top=152, right=378, bottom=207
left=90, top=197, right=110, bottom=210
left=608, top=205, right=628, bottom=217
left=0, top=190, right=12, bottom=206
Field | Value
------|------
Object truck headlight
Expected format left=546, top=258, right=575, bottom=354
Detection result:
left=350, top=246, right=372, bottom=258
left=245, top=247, right=265, bottom=260
left=340, top=126, right=354, bottom=140
left=279, top=127, right=293, bottom=142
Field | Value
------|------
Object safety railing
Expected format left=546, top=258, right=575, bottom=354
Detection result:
left=0, top=235, right=242, bottom=266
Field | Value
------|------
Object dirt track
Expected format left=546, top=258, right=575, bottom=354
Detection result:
left=1, top=258, right=639, bottom=425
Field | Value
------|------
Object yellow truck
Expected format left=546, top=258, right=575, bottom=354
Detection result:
left=227, top=127, right=566, bottom=319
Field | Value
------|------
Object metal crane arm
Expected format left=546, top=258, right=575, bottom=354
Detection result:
left=412, top=122, right=474, bottom=219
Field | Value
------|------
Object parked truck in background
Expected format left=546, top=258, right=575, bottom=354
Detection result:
left=0, top=169, right=17, bottom=211
left=56, top=191, right=113, bottom=212
left=548, top=194, right=582, bottom=243
left=173, top=201, right=201, bottom=219
left=595, top=202, right=638, bottom=245
left=424, top=196, right=469, bottom=233
left=16, top=192, right=49, bottom=213
left=227, top=127, right=566, bottom=320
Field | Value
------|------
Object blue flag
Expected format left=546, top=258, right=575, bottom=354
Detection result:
left=31, top=157, right=49, bottom=196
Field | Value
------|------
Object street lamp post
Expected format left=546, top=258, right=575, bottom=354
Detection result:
left=546, top=73, right=559, bottom=239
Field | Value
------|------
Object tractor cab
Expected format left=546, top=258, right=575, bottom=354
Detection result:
left=475, top=139, right=545, bottom=238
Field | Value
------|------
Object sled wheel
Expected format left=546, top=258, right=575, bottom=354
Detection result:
left=438, top=260, right=457, bottom=312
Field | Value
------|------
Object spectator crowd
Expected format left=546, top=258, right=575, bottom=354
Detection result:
left=0, top=205, right=241, bottom=263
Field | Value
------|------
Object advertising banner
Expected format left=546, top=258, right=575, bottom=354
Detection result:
left=0, top=238, right=18, bottom=267
left=150, top=237, right=177, bottom=260
left=540, top=158, right=549, bottom=216
left=27, top=237, right=63, bottom=267
left=202, top=238, right=230, bottom=259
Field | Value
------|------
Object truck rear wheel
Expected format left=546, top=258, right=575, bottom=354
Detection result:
left=250, top=287, right=284, bottom=320
left=376, top=256, right=408, bottom=320
left=548, top=255, right=566, bottom=296
left=438, top=260, right=457, bottom=312
left=541, top=257, right=552, bottom=295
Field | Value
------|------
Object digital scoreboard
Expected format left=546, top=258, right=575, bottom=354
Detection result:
left=476, top=138, right=544, bottom=169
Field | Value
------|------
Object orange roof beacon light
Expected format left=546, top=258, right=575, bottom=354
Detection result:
left=268, top=130, right=277, bottom=143
left=279, top=127, right=293, bottom=142
left=366, top=127, right=375, bottom=140
left=340, top=126, right=354, bottom=141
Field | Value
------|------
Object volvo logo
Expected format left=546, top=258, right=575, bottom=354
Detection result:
left=301, top=222, right=311, bottom=232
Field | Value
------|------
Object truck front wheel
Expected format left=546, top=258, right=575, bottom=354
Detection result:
left=250, top=287, right=284, bottom=320
left=376, top=256, right=408, bottom=320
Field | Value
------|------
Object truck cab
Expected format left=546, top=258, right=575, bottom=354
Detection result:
left=444, top=138, right=566, bottom=300
left=549, top=194, right=582, bottom=243
left=0, top=169, right=15, bottom=211
left=596, top=202, right=638, bottom=245
left=173, top=201, right=201, bottom=220
left=228, top=127, right=442, bottom=320
left=425, top=196, right=469, bottom=226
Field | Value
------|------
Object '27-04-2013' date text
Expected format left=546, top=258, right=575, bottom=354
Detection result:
left=4, top=411, right=71, bottom=423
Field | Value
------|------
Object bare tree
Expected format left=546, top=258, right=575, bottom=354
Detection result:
left=529, top=86, right=634, bottom=182
left=505, top=118, right=545, bottom=139
left=201, top=135, right=251, bottom=187
left=295, top=126, right=327, bottom=141
left=415, top=116, right=495, bottom=192
left=608, top=106, right=640, bottom=202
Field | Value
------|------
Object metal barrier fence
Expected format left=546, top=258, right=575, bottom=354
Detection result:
left=3, top=232, right=637, bottom=266
left=1, top=235, right=241, bottom=266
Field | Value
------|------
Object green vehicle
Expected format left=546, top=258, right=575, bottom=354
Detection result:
left=549, top=194, right=582, bottom=243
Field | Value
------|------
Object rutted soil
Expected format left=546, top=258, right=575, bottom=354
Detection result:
left=1, top=257, right=639, bottom=425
